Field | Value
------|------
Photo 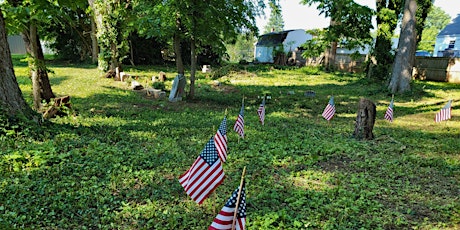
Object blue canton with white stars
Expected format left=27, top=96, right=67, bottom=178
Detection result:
left=200, top=137, right=219, bottom=165
left=218, top=117, right=227, bottom=136
left=225, top=184, right=247, bottom=218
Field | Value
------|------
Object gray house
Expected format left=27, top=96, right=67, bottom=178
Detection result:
left=7, top=35, right=53, bottom=55
left=433, top=14, right=460, bottom=57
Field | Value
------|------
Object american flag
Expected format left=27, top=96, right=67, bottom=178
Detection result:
left=179, top=137, right=225, bottom=204
left=257, top=97, right=265, bottom=125
left=322, top=96, right=335, bottom=121
left=233, top=103, right=244, bottom=138
left=435, top=100, right=452, bottom=122
left=215, top=116, right=228, bottom=162
left=384, top=98, right=394, bottom=122
left=209, top=182, right=246, bottom=230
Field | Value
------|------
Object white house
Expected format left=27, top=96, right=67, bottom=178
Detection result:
left=433, top=14, right=460, bottom=57
left=254, top=29, right=312, bottom=63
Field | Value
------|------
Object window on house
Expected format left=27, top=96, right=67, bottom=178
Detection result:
left=448, top=40, right=455, bottom=49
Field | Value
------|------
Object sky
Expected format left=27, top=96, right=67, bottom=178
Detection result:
left=256, top=0, right=460, bottom=33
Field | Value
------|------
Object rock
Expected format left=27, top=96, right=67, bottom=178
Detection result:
left=304, top=91, right=316, bottom=97
left=202, top=65, right=211, bottom=73
left=131, top=80, right=144, bottom=90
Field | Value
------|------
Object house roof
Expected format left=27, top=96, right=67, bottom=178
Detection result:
left=256, top=30, right=295, bottom=46
left=438, top=14, right=460, bottom=36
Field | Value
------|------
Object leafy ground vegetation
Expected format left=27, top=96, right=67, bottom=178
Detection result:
left=1, top=56, right=459, bottom=229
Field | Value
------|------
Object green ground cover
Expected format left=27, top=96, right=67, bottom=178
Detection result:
left=1, top=57, right=459, bottom=229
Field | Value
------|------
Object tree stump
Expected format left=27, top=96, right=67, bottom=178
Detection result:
left=353, top=98, right=376, bottom=140
left=43, top=96, right=72, bottom=119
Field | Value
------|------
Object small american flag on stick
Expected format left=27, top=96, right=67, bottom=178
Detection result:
left=209, top=167, right=247, bottom=230
left=322, top=96, right=335, bottom=121
left=178, top=137, right=225, bottom=204
left=257, top=97, right=266, bottom=125
left=435, top=100, right=452, bottom=122
left=384, top=96, right=394, bottom=122
left=234, top=99, right=244, bottom=138
left=215, top=116, right=228, bottom=162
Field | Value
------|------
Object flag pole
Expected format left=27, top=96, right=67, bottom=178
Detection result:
left=231, top=166, right=246, bottom=230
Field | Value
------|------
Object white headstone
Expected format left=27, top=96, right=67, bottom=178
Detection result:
left=169, top=74, right=186, bottom=102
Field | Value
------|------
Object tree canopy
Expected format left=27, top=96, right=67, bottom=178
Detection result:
left=417, top=5, right=451, bottom=52
left=263, top=3, right=284, bottom=34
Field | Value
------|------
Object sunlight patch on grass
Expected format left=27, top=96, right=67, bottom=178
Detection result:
left=395, top=112, right=460, bottom=132
left=288, top=170, right=335, bottom=191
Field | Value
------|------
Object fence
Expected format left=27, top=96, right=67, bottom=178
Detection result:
left=413, top=57, right=460, bottom=83
left=292, top=50, right=367, bottom=73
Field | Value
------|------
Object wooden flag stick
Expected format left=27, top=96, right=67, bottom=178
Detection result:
left=231, top=166, right=246, bottom=230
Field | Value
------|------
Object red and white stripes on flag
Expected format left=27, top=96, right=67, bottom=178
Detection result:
left=384, top=98, right=394, bottom=122
left=234, top=103, right=244, bottom=138
left=322, top=96, right=335, bottom=121
left=179, top=137, right=225, bottom=204
left=214, top=116, right=228, bottom=162
left=257, top=97, right=265, bottom=125
left=435, top=100, right=452, bottom=122
left=209, top=182, right=246, bottom=230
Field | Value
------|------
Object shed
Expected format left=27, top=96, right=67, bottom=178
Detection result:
left=433, top=14, right=460, bottom=57
left=254, top=29, right=312, bottom=63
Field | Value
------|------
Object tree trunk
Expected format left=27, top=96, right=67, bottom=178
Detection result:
left=90, top=14, right=99, bottom=64
left=325, top=41, right=337, bottom=71
left=389, top=0, right=417, bottom=94
left=324, top=18, right=337, bottom=71
left=35, top=29, right=55, bottom=102
left=189, top=37, right=196, bottom=100
left=28, top=25, right=42, bottom=110
left=0, top=10, right=34, bottom=118
left=22, top=22, right=55, bottom=110
left=174, top=32, right=185, bottom=75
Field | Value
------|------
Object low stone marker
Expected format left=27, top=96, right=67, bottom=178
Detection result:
left=146, top=88, right=166, bottom=99
left=131, top=80, right=144, bottom=90
left=202, top=65, right=211, bottom=73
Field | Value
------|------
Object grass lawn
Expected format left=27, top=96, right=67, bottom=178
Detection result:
left=1, top=56, right=459, bottom=229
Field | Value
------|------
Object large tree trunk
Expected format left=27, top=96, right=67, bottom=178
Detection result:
left=0, top=10, right=34, bottom=118
left=22, top=22, right=55, bottom=110
left=90, top=0, right=125, bottom=76
left=389, top=0, right=417, bottom=94
left=88, top=0, right=100, bottom=64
